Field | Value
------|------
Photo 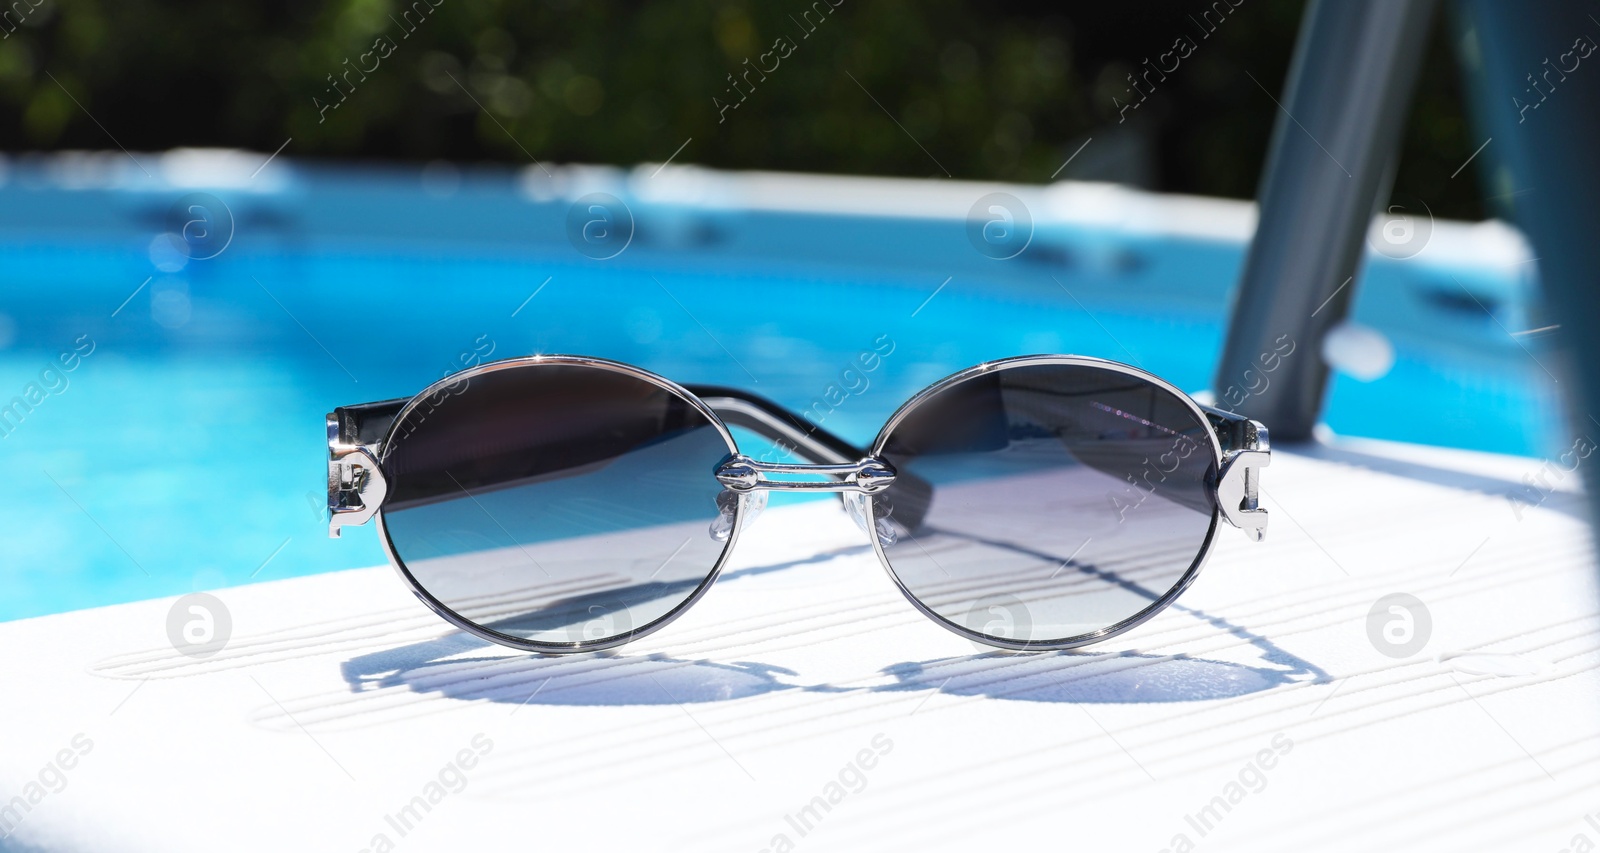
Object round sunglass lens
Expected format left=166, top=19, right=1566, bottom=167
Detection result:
left=379, top=361, right=738, bottom=649
left=869, top=361, right=1217, bottom=647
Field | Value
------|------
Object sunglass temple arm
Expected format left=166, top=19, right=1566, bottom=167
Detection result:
left=325, top=390, right=937, bottom=537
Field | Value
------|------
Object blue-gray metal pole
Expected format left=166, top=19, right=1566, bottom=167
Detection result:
left=1451, top=0, right=1600, bottom=535
left=1213, top=0, right=1436, bottom=440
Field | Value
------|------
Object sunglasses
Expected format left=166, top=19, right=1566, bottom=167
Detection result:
left=327, top=354, right=1269, bottom=654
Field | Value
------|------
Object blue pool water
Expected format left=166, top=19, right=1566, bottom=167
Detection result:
left=0, top=158, right=1561, bottom=621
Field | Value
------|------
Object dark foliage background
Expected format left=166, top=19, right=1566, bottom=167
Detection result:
left=0, top=0, right=1484, bottom=218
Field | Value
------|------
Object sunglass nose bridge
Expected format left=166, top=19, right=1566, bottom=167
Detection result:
left=714, top=454, right=897, bottom=494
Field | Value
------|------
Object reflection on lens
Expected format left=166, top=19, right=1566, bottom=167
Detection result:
left=380, top=360, right=736, bottom=648
left=871, top=360, right=1217, bottom=646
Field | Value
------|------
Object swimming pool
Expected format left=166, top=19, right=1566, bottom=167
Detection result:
left=0, top=152, right=1559, bottom=620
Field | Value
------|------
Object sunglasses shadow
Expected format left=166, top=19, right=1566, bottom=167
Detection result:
left=340, top=545, right=866, bottom=706
left=340, top=589, right=1328, bottom=709
left=879, top=648, right=1305, bottom=705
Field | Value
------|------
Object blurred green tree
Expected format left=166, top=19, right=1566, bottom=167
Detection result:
left=0, top=0, right=1482, bottom=218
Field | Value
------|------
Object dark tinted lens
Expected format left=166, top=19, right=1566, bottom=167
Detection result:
left=870, top=361, right=1217, bottom=645
left=380, top=361, right=736, bottom=647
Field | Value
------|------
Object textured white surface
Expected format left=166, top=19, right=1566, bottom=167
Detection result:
left=1, top=437, right=1596, bottom=852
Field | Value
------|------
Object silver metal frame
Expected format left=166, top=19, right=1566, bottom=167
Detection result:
left=865, top=354, right=1244, bottom=652
left=343, top=355, right=747, bottom=654
left=326, top=414, right=386, bottom=539
left=714, top=455, right=896, bottom=494
left=328, top=353, right=1269, bottom=654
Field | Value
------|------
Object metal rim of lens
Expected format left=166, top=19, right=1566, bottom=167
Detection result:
left=374, top=354, right=744, bottom=655
left=864, top=354, right=1223, bottom=652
